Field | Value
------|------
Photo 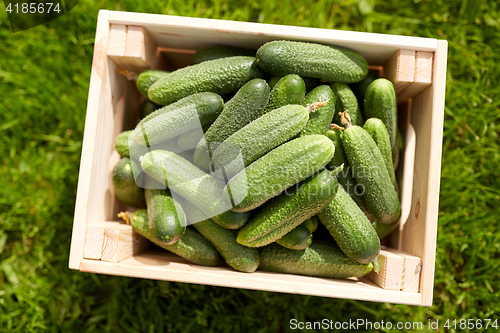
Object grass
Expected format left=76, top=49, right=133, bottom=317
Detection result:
left=1, top=0, right=499, bottom=331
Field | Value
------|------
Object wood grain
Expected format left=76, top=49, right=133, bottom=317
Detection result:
left=397, top=51, right=434, bottom=101
left=384, top=49, right=416, bottom=93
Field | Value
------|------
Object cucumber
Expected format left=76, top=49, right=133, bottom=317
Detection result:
left=129, top=210, right=220, bottom=266
left=299, top=85, right=335, bottom=136
left=145, top=178, right=186, bottom=245
left=263, top=74, right=306, bottom=113
left=148, top=56, right=262, bottom=105
left=136, top=70, right=170, bottom=97
left=269, top=76, right=320, bottom=92
left=364, top=118, right=397, bottom=187
left=326, top=128, right=372, bottom=220
left=133, top=92, right=224, bottom=146
left=331, top=83, right=364, bottom=127
left=340, top=111, right=401, bottom=224
left=192, top=45, right=255, bottom=64
left=373, top=220, right=399, bottom=240
left=317, top=185, right=381, bottom=264
left=302, top=216, right=319, bottom=233
left=139, top=100, right=161, bottom=119
left=193, top=79, right=270, bottom=169
left=141, top=150, right=250, bottom=229
left=115, top=130, right=133, bottom=157
left=236, top=169, right=339, bottom=247
left=227, top=135, right=335, bottom=212
left=268, top=76, right=281, bottom=88
left=363, top=78, right=397, bottom=149
left=349, top=70, right=379, bottom=108
left=276, top=224, right=312, bottom=250
left=183, top=201, right=259, bottom=273
left=177, top=124, right=210, bottom=151
left=393, top=128, right=404, bottom=170
left=111, top=157, right=145, bottom=208
left=259, top=241, right=374, bottom=279
left=256, top=41, right=368, bottom=83
left=211, top=104, right=309, bottom=180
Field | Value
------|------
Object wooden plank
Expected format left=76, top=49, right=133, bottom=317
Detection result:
left=83, top=225, right=105, bottom=260
left=368, top=248, right=422, bottom=292
left=69, top=10, right=111, bottom=270
left=108, top=24, right=127, bottom=57
left=384, top=49, right=416, bottom=93
left=101, top=223, right=148, bottom=262
left=397, top=51, right=434, bottom=101
left=80, top=251, right=422, bottom=305
left=108, top=11, right=437, bottom=66
left=403, top=40, right=447, bottom=306
left=124, top=26, right=158, bottom=70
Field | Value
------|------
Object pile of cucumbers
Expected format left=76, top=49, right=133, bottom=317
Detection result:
left=112, top=40, right=403, bottom=279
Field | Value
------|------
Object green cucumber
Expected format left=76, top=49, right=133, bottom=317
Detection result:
left=256, top=40, right=368, bottom=83
left=331, top=82, right=364, bottom=127
left=276, top=224, right=312, bottom=250
left=263, top=74, right=306, bottom=113
left=340, top=112, right=401, bottom=224
left=364, top=118, right=397, bottom=187
left=211, top=104, right=309, bottom=180
left=136, top=70, right=170, bottom=97
left=373, top=220, right=399, bottom=240
left=363, top=78, right=397, bottom=149
left=299, top=85, right=335, bottom=136
left=129, top=210, right=220, bottom=266
left=259, top=241, right=374, bottom=279
left=317, top=185, right=381, bottom=264
left=193, top=79, right=270, bottom=169
left=393, top=128, right=404, bottom=170
left=349, top=70, right=379, bottom=108
left=141, top=150, right=250, bottom=229
left=192, top=45, right=255, bottom=64
left=145, top=178, right=186, bottom=245
left=111, top=157, right=145, bottom=208
left=183, top=201, right=259, bottom=273
left=139, top=100, right=161, bottom=119
left=269, top=76, right=320, bottom=92
left=176, top=124, right=210, bottom=151
left=236, top=169, right=339, bottom=247
left=133, top=92, right=224, bottom=146
left=149, top=56, right=262, bottom=105
left=115, top=130, right=133, bottom=157
left=227, top=135, right=335, bottom=212
left=302, top=216, right=319, bottom=233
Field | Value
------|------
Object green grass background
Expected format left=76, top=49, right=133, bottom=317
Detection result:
left=1, top=0, right=499, bottom=331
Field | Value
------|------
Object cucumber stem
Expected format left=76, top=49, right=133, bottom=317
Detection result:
left=306, top=101, right=328, bottom=113
left=117, top=211, right=131, bottom=225
left=329, top=123, right=344, bottom=131
left=372, top=257, right=380, bottom=273
left=339, top=110, right=352, bottom=128
left=117, top=68, right=138, bottom=81
left=330, top=163, right=344, bottom=178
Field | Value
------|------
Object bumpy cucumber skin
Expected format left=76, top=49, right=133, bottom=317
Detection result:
left=256, top=41, right=368, bottom=83
left=259, top=241, right=374, bottom=279
left=194, top=79, right=270, bottom=169
left=318, top=185, right=381, bottom=264
left=192, top=45, right=255, bottom=64
left=134, top=92, right=224, bottom=146
left=227, top=135, right=335, bottom=212
left=115, top=130, right=133, bottom=157
left=363, top=78, right=397, bottom=149
left=236, top=169, right=338, bottom=247
left=112, top=157, right=145, bottom=208
left=269, top=75, right=320, bottom=92
left=211, top=105, right=309, bottom=179
left=349, top=70, right=379, bottom=108
left=364, top=118, right=397, bottom=187
left=326, top=129, right=373, bottom=220
left=148, top=56, right=262, bottom=105
left=141, top=150, right=250, bottom=229
left=183, top=201, right=259, bottom=273
left=145, top=186, right=186, bottom=245
left=302, top=216, right=319, bottom=233
left=331, top=83, right=364, bottom=127
left=263, top=74, right=306, bottom=113
left=299, top=85, right=335, bottom=136
left=136, top=70, right=170, bottom=97
left=342, top=125, right=401, bottom=223
left=276, top=224, right=313, bottom=250
left=177, top=129, right=204, bottom=151
left=130, top=210, right=220, bottom=266
left=139, top=100, right=161, bottom=119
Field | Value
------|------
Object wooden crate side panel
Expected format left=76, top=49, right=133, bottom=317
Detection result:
left=397, top=51, right=434, bottom=101
left=403, top=40, right=447, bottom=306
left=79, top=252, right=422, bottom=305
left=69, top=10, right=111, bottom=270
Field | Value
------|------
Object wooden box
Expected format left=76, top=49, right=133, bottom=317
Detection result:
left=69, top=10, right=447, bottom=306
